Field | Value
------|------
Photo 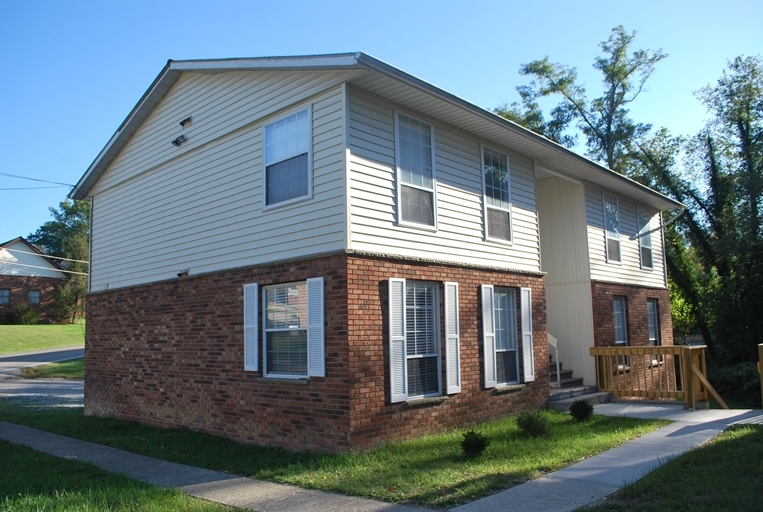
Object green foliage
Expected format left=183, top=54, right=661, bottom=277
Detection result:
left=0, top=323, right=85, bottom=354
left=516, top=410, right=551, bottom=438
left=27, top=199, right=90, bottom=323
left=637, top=55, right=763, bottom=364
left=21, top=358, right=84, bottom=379
left=461, top=428, right=490, bottom=458
left=502, top=26, right=666, bottom=173
left=569, top=399, right=594, bottom=422
left=708, top=363, right=762, bottom=408
left=3, top=304, right=39, bottom=325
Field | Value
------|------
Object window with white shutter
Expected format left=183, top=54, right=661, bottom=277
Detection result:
left=444, top=282, right=461, bottom=394
left=482, top=285, right=533, bottom=386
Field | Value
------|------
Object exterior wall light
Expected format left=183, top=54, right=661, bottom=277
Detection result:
left=171, top=135, right=187, bottom=147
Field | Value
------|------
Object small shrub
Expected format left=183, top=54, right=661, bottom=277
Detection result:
left=4, top=304, right=39, bottom=325
left=516, top=410, right=551, bottom=438
left=569, top=399, right=594, bottom=422
left=461, top=429, right=490, bottom=458
left=708, top=363, right=762, bottom=408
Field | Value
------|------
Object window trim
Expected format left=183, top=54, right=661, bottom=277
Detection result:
left=243, top=278, right=325, bottom=379
left=637, top=206, right=654, bottom=270
left=394, top=111, right=438, bottom=231
left=481, top=145, right=513, bottom=244
left=262, top=105, right=313, bottom=210
left=389, top=278, right=447, bottom=403
left=28, top=290, right=41, bottom=305
left=613, top=296, right=628, bottom=345
left=602, top=193, right=621, bottom=263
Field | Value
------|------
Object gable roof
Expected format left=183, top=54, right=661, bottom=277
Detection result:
left=0, top=236, right=66, bottom=277
left=69, top=52, right=683, bottom=212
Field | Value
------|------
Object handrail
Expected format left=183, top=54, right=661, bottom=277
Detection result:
left=548, top=333, right=561, bottom=389
left=589, top=345, right=727, bottom=410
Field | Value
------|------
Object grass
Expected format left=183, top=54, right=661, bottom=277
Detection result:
left=0, top=321, right=85, bottom=355
left=20, top=358, right=84, bottom=379
left=0, top=401, right=667, bottom=508
left=580, top=423, right=763, bottom=512
left=0, top=441, right=232, bottom=512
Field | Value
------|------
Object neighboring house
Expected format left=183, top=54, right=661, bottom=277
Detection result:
left=0, top=237, right=67, bottom=321
left=69, top=53, right=683, bottom=452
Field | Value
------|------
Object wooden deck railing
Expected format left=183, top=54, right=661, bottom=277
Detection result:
left=589, top=345, right=728, bottom=409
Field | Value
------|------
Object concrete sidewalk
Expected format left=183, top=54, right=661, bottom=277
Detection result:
left=1, top=404, right=762, bottom=512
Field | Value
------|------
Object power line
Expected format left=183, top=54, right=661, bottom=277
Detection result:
left=3, top=247, right=89, bottom=265
left=0, top=186, right=69, bottom=190
left=0, top=172, right=75, bottom=187
left=0, top=261, right=88, bottom=276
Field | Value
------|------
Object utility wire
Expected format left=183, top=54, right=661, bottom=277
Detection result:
left=3, top=248, right=89, bottom=265
left=0, top=172, right=75, bottom=187
left=0, top=186, right=69, bottom=190
left=0, top=261, right=88, bottom=276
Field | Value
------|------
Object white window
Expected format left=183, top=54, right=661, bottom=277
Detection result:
left=647, top=299, right=660, bottom=345
left=264, top=108, right=311, bottom=206
left=603, top=193, right=621, bottom=263
left=388, top=279, right=459, bottom=402
left=638, top=207, right=653, bottom=269
left=481, top=285, right=534, bottom=388
left=0, top=289, right=9, bottom=304
left=395, top=113, right=436, bottom=227
left=28, top=290, right=40, bottom=305
left=613, top=296, right=628, bottom=344
left=482, top=146, right=512, bottom=242
left=613, top=296, right=629, bottom=368
left=242, top=278, right=325, bottom=379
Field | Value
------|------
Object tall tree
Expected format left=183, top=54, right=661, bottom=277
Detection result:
left=499, top=26, right=666, bottom=173
left=636, top=56, right=763, bottom=364
left=28, top=199, right=90, bottom=323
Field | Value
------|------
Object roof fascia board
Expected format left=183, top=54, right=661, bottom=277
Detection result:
left=171, top=53, right=363, bottom=72
left=355, top=53, right=684, bottom=211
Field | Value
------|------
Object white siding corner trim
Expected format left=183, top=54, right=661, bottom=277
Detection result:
left=520, top=287, right=535, bottom=382
left=243, top=283, right=259, bottom=371
left=306, top=277, right=325, bottom=377
left=444, top=282, right=461, bottom=394
left=389, top=278, right=407, bottom=402
left=481, top=284, right=497, bottom=388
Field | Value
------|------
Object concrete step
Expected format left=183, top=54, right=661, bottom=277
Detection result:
left=549, top=385, right=599, bottom=402
left=548, top=391, right=612, bottom=412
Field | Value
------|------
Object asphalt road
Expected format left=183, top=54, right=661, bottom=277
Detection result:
left=0, top=346, right=85, bottom=378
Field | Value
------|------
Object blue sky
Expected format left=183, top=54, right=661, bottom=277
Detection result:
left=1, top=0, right=761, bottom=243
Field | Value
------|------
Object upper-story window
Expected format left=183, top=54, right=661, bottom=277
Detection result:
left=395, top=113, right=436, bottom=227
left=482, top=146, right=512, bottom=242
left=264, top=107, right=311, bottom=207
left=603, top=193, right=621, bottom=263
left=637, top=207, right=653, bottom=269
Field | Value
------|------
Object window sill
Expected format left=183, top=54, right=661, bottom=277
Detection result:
left=493, top=384, right=525, bottom=395
left=483, top=236, right=514, bottom=246
left=396, top=221, right=438, bottom=233
left=262, top=194, right=312, bottom=212
left=402, top=396, right=448, bottom=408
left=259, top=377, right=310, bottom=386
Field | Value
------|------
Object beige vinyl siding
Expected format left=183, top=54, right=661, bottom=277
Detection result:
left=537, top=178, right=596, bottom=385
left=347, top=88, right=540, bottom=272
left=89, top=78, right=348, bottom=291
left=585, top=183, right=666, bottom=288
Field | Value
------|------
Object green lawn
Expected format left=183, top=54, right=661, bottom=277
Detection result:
left=0, top=402, right=667, bottom=508
left=0, top=322, right=85, bottom=355
left=0, top=441, right=232, bottom=512
left=579, top=423, right=763, bottom=511
left=20, top=358, right=84, bottom=379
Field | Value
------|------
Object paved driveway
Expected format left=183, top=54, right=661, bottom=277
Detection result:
left=0, top=378, right=84, bottom=408
left=0, top=346, right=84, bottom=378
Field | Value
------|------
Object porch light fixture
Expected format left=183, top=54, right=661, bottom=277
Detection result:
left=171, top=134, right=187, bottom=147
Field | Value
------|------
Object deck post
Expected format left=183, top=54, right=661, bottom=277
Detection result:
left=758, top=344, right=763, bottom=410
left=682, top=346, right=695, bottom=409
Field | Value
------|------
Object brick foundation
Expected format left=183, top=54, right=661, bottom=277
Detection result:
left=0, top=275, right=63, bottom=322
left=85, top=253, right=548, bottom=452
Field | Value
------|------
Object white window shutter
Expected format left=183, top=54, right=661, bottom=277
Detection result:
left=389, top=278, right=407, bottom=402
left=243, top=283, right=259, bottom=371
left=444, top=282, right=461, bottom=394
left=481, top=284, right=496, bottom=388
left=306, top=277, right=325, bottom=377
left=521, top=287, right=535, bottom=382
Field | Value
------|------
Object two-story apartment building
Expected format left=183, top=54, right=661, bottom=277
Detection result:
left=70, top=53, right=682, bottom=452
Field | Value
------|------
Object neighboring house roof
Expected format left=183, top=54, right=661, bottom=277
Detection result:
left=0, top=237, right=66, bottom=278
left=69, top=52, right=684, bottom=212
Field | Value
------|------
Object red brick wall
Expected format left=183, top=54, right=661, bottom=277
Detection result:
left=590, top=281, right=673, bottom=348
left=85, top=253, right=548, bottom=453
left=0, top=275, right=63, bottom=322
